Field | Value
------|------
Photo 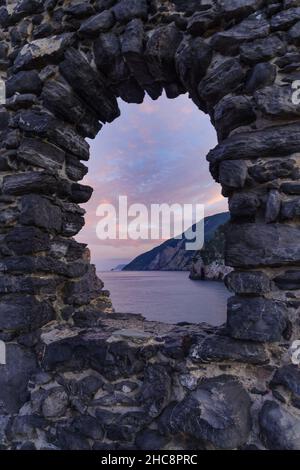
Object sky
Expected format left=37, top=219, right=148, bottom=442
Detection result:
left=75, top=92, right=228, bottom=271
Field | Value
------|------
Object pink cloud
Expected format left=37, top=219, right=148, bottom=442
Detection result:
left=75, top=92, right=228, bottom=269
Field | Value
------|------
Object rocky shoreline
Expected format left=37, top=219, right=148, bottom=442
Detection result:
left=123, top=212, right=230, bottom=278
left=1, top=0, right=300, bottom=450
left=189, top=259, right=232, bottom=281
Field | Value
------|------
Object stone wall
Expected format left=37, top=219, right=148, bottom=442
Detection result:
left=1, top=0, right=300, bottom=450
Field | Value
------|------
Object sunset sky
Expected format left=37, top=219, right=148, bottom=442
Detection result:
left=76, top=92, right=228, bottom=270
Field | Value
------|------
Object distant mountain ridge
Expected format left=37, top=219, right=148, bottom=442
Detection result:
left=111, top=264, right=127, bottom=271
left=123, top=212, right=230, bottom=274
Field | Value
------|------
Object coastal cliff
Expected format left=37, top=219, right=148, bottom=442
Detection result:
left=123, top=212, right=230, bottom=279
left=189, top=222, right=233, bottom=281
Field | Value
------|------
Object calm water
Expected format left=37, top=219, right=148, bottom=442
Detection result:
left=99, top=271, right=230, bottom=326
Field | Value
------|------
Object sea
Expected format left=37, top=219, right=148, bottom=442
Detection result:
left=99, top=271, right=230, bottom=326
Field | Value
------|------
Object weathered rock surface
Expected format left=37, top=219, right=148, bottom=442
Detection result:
left=225, top=271, right=271, bottom=295
left=187, top=8, right=221, bottom=36
left=245, top=63, right=276, bottom=93
left=169, top=375, right=252, bottom=449
left=13, top=34, right=75, bottom=71
left=271, top=365, right=300, bottom=407
left=0, top=295, right=55, bottom=333
left=249, top=158, right=299, bottom=184
left=1, top=0, right=300, bottom=452
left=214, top=95, right=256, bottom=139
left=227, top=296, right=288, bottom=342
left=226, top=223, right=300, bottom=268
left=78, top=11, right=115, bottom=37
left=240, top=35, right=287, bottom=63
left=175, top=36, right=212, bottom=94
left=265, top=190, right=281, bottom=223
left=211, top=17, right=270, bottom=55
left=229, top=192, right=260, bottom=219
left=18, top=137, right=65, bottom=171
left=255, top=84, right=300, bottom=117
left=0, top=344, right=37, bottom=414
left=145, top=23, right=183, bottom=83
left=20, top=194, right=62, bottom=232
left=190, top=335, right=268, bottom=364
left=113, top=0, right=148, bottom=23
left=139, top=364, right=171, bottom=418
left=271, top=7, right=300, bottom=31
left=281, top=198, right=300, bottom=221
left=281, top=182, right=300, bottom=195
left=60, top=48, right=120, bottom=123
left=208, top=124, right=300, bottom=178
left=189, top=258, right=232, bottom=281
left=219, top=160, right=248, bottom=190
left=198, top=59, right=245, bottom=106
left=259, top=401, right=300, bottom=450
left=6, top=70, right=42, bottom=97
left=42, top=387, right=69, bottom=418
left=274, top=270, right=300, bottom=290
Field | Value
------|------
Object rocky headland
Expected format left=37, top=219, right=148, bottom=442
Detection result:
left=123, top=212, right=230, bottom=280
left=1, top=0, right=300, bottom=451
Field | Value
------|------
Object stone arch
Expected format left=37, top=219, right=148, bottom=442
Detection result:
left=1, top=0, right=300, bottom=450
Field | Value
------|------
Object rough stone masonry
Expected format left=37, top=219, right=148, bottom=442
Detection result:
left=1, top=0, right=300, bottom=450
